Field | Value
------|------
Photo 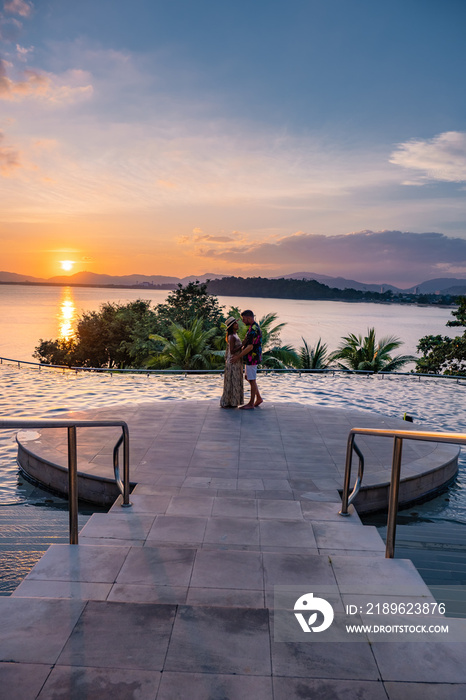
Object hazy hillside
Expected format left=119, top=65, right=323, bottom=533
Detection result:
left=277, top=271, right=402, bottom=293
left=2, top=269, right=466, bottom=295
left=0, top=271, right=225, bottom=286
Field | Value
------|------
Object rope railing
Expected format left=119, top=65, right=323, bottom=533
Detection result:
left=1, top=355, right=466, bottom=381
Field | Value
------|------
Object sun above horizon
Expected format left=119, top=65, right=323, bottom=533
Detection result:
left=60, top=260, right=75, bottom=272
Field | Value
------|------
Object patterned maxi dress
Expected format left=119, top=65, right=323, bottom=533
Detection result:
left=220, top=333, right=244, bottom=407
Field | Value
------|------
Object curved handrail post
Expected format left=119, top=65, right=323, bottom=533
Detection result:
left=112, top=423, right=132, bottom=507
left=386, top=436, right=403, bottom=558
left=122, top=422, right=131, bottom=507
left=339, top=432, right=355, bottom=515
left=67, top=425, right=79, bottom=544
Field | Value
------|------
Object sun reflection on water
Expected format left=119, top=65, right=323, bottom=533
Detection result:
left=58, top=287, right=77, bottom=341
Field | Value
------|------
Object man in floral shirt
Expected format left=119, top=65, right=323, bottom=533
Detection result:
left=232, top=310, right=263, bottom=409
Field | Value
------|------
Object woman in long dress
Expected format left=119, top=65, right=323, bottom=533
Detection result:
left=220, top=316, right=244, bottom=408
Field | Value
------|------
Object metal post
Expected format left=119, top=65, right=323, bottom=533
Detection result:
left=121, top=423, right=131, bottom=507
left=67, top=425, right=79, bottom=544
left=386, top=436, right=403, bottom=558
left=339, top=432, right=355, bottom=516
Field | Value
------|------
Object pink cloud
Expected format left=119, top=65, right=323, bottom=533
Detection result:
left=390, top=131, right=466, bottom=184
left=0, top=131, right=20, bottom=175
left=0, top=15, right=22, bottom=41
left=194, top=229, right=466, bottom=286
left=4, top=0, right=33, bottom=18
left=0, top=59, right=93, bottom=103
left=16, top=43, right=34, bottom=61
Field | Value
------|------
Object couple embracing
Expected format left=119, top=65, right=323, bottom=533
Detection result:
left=220, top=309, right=263, bottom=410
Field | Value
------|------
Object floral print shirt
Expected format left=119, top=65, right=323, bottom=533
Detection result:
left=244, top=321, right=262, bottom=365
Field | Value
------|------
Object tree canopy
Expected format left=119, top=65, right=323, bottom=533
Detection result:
left=34, top=282, right=227, bottom=368
left=34, top=300, right=159, bottom=368
left=147, top=318, right=224, bottom=370
left=415, top=297, right=466, bottom=375
left=329, top=328, right=415, bottom=372
left=155, top=281, right=225, bottom=335
left=33, top=280, right=448, bottom=375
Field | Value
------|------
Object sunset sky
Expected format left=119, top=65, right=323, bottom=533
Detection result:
left=1, top=0, right=465, bottom=285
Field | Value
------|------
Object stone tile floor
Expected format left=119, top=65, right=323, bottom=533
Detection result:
left=2, top=401, right=466, bottom=698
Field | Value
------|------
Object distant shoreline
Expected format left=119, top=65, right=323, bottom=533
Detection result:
left=0, top=280, right=457, bottom=308
left=0, top=281, right=177, bottom=290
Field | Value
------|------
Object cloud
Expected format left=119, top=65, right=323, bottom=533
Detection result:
left=0, top=59, right=93, bottom=103
left=16, top=43, right=33, bottom=61
left=4, top=0, right=32, bottom=18
left=199, top=235, right=234, bottom=242
left=192, top=229, right=466, bottom=286
left=1, top=41, right=464, bottom=251
left=0, top=14, right=22, bottom=40
left=390, top=131, right=466, bottom=184
left=0, top=130, right=20, bottom=175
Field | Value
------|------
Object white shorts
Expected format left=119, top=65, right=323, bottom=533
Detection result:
left=245, top=365, right=258, bottom=381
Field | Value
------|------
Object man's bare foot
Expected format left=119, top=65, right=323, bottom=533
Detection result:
left=239, top=403, right=255, bottom=410
left=254, top=398, right=263, bottom=407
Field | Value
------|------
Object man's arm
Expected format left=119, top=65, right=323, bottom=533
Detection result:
left=231, top=344, right=253, bottom=363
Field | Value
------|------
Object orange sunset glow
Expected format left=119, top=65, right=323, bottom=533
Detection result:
left=0, top=1, right=465, bottom=288
left=58, top=287, right=77, bottom=341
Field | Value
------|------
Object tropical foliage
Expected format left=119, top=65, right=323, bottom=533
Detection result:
left=147, top=318, right=224, bottom=370
left=298, top=338, right=329, bottom=369
left=415, top=297, right=466, bottom=375
left=34, top=280, right=453, bottom=375
left=329, top=328, right=415, bottom=372
left=155, top=281, right=225, bottom=335
left=34, top=300, right=159, bottom=368
left=34, top=282, right=226, bottom=369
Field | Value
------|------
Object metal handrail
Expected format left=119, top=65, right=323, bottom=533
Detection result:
left=0, top=418, right=131, bottom=544
left=339, top=427, right=466, bottom=558
left=339, top=435, right=365, bottom=512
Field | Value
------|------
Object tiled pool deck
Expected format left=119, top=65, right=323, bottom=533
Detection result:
left=1, top=401, right=466, bottom=698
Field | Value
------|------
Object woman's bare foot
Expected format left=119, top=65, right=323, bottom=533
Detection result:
left=254, top=398, right=263, bottom=407
left=239, top=403, right=255, bottom=410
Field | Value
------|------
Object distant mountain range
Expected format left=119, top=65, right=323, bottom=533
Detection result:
left=274, top=272, right=399, bottom=293
left=0, top=270, right=222, bottom=287
left=1, top=269, right=466, bottom=295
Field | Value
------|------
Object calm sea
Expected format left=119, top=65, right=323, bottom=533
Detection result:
left=0, top=283, right=459, bottom=362
left=1, top=284, right=466, bottom=599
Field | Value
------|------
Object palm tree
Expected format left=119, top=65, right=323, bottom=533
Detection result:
left=299, top=338, right=329, bottom=369
left=147, top=318, right=224, bottom=370
left=329, top=328, right=416, bottom=372
left=226, top=307, right=299, bottom=368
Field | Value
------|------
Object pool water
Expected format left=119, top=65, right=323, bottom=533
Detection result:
left=1, top=364, right=466, bottom=596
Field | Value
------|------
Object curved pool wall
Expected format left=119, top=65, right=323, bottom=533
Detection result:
left=17, top=439, right=130, bottom=506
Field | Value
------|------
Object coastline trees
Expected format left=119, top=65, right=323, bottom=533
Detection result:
left=33, top=300, right=159, bottom=368
left=415, top=297, right=466, bottom=375
left=34, top=282, right=226, bottom=369
left=147, top=319, right=224, bottom=370
left=298, top=338, right=329, bottom=369
left=155, top=281, right=225, bottom=334
left=329, top=328, right=415, bottom=372
left=34, top=281, right=447, bottom=374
